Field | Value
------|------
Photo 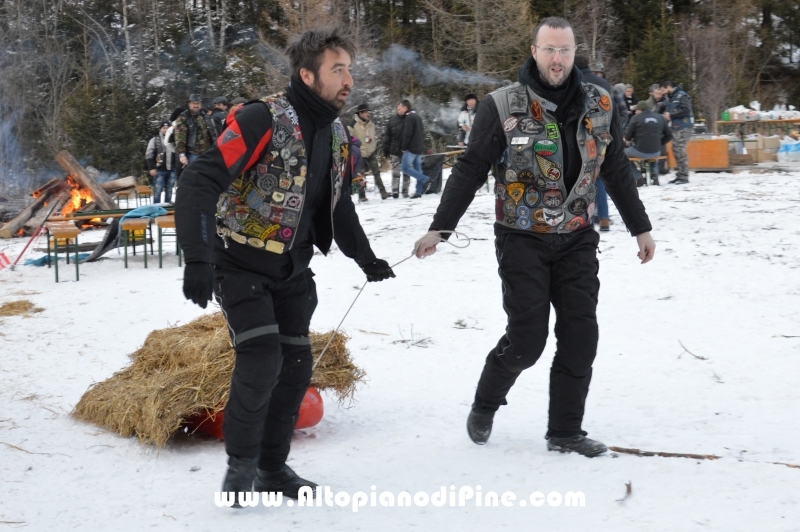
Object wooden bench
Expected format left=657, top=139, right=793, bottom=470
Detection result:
left=44, top=222, right=81, bottom=282
left=135, top=185, right=152, bottom=207
left=119, top=218, right=152, bottom=268
left=153, top=215, right=181, bottom=268
left=115, top=189, right=135, bottom=208
left=628, top=155, right=668, bottom=186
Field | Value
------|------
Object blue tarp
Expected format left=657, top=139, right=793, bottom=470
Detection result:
left=24, top=253, right=91, bottom=266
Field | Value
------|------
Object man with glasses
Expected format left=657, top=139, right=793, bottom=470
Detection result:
left=414, top=17, right=655, bottom=457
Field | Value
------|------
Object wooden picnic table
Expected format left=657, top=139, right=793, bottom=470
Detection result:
left=715, top=118, right=800, bottom=137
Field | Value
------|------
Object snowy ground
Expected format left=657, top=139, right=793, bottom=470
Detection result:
left=1, top=169, right=799, bottom=530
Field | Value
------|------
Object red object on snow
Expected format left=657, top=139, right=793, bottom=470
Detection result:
left=186, top=387, right=324, bottom=440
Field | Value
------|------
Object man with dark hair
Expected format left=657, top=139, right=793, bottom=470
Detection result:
left=399, top=99, right=430, bottom=199
left=211, top=96, right=229, bottom=135
left=174, top=94, right=218, bottom=168
left=414, top=16, right=655, bottom=457
left=349, top=103, right=389, bottom=199
left=382, top=102, right=411, bottom=198
left=175, top=27, right=395, bottom=505
left=625, top=100, right=672, bottom=186
left=145, top=121, right=177, bottom=203
left=660, top=79, right=693, bottom=184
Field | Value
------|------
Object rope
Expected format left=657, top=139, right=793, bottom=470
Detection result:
left=311, top=230, right=471, bottom=371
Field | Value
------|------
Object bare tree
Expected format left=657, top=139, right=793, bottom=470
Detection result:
left=566, top=0, right=620, bottom=79
left=425, top=0, right=533, bottom=78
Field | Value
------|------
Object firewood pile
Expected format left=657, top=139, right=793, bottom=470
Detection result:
left=0, top=150, right=137, bottom=239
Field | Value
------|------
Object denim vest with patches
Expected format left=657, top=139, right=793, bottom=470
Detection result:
left=216, top=93, right=349, bottom=254
left=490, top=81, right=613, bottom=234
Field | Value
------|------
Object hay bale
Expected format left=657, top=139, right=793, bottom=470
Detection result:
left=72, top=312, right=365, bottom=447
left=0, top=299, right=43, bottom=317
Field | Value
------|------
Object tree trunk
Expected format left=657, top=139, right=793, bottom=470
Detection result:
left=122, top=0, right=135, bottom=87
left=218, top=0, right=226, bottom=54
left=55, top=151, right=118, bottom=210
left=206, top=0, right=215, bottom=50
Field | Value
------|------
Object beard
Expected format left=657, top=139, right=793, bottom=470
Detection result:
left=313, top=79, right=349, bottom=111
left=537, top=61, right=569, bottom=88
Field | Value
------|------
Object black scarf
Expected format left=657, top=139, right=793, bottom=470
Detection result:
left=518, top=57, right=581, bottom=123
left=286, top=76, right=340, bottom=130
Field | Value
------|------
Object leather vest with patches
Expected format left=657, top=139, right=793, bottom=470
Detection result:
left=216, top=93, right=349, bottom=254
left=490, top=81, right=613, bottom=234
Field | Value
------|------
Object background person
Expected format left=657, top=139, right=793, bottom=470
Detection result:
left=382, top=102, right=410, bottom=198
left=625, top=101, right=672, bottom=186
left=349, top=103, right=389, bottom=199
left=145, top=120, right=177, bottom=203
left=398, top=99, right=430, bottom=199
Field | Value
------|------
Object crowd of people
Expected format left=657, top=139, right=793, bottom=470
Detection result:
left=144, top=94, right=247, bottom=203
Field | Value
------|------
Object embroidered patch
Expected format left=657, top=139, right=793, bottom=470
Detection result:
left=281, top=209, right=299, bottom=227
left=532, top=209, right=545, bottom=222
left=516, top=217, right=531, bottom=229
left=564, top=216, right=585, bottom=231
left=246, top=190, right=265, bottom=209
left=495, top=184, right=507, bottom=200
left=510, top=137, right=529, bottom=145
left=505, top=169, right=518, bottom=182
left=503, top=199, right=517, bottom=216
left=583, top=117, right=593, bottom=136
left=530, top=100, right=543, bottom=121
left=503, top=116, right=519, bottom=132
left=285, top=193, right=303, bottom=210
left=545, top=123, right=559, bottom=139
left=269, top=207, right=284, bottom=224
left=507, top=182, right=525, bottom=203
left=525, top=187, right=540, bottom=207
left=273, top=126, right=292, bottom=148
left=535, top=155, right=561, bottom=181
left=569, top=198, right=588, bottom=214
left=508, top=90, right=528, bottom=114
left=543, top=208, right=565, bottom=226
left=532, top=224, right=551, bottom=233
left=518, top=117, right=544, bottom=135
left=517, top=169, right=534, bottom=182
left=542, top=190, right=563, bottom=208
left=585, top=138, right=597, bottom=159
left=574, top=175, right=592, bottom=195
left=516, top=205, right=530, bottom=219
left=598, top=95, right=611, bottom=112
left=534, top=140, right=558, bottom=156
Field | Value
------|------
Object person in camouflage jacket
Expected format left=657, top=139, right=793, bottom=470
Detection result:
left=174, top=94, right=217, bottom=168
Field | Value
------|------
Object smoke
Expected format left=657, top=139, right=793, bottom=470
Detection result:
left=377, top=44, right=501, bottom=87
left=0, top=112, right=29, bottom=198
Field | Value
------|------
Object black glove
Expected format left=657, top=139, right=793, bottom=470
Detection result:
left=360, top=259, right=396, bottom=282
left=183, top=262, right=214, bottom=308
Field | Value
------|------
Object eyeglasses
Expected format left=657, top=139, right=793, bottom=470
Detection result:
left=534, top=45, right=576, bottom=57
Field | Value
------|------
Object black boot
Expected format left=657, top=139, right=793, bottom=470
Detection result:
left=254, top=465, right=318, bottom=499
left=221, top=455, right=257, bottom=508
left=546, top=434, right=608, bottom=457
left=466, top=408, right=495, bottom=445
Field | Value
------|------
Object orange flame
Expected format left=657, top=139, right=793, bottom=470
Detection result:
left=60, top=175, right=94, bottom=215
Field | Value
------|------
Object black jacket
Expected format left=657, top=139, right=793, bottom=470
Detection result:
left=210, top=109, right=228, bottom=136
left=430, top=58, right=652, bottom=238
left=400, top=110, right=425, bottom=155
left=382, top=114, right=404, bottom=157
left=175, top=79, right=377, bottom=278
left=625, top=111, right=672, bottom=154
